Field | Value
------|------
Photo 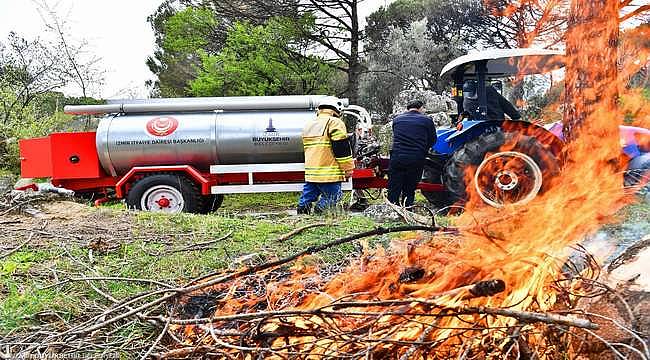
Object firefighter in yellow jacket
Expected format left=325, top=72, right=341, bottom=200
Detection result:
left=297, top=97, right=354, bottom=214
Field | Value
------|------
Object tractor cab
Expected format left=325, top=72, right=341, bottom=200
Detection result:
left=440, top=48, right=565, bottom=121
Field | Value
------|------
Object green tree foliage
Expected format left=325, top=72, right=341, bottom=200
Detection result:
left=189, top=17, right=335, bottom=96
left=361, top=0, right=480, bottom=118
left=366, top=0, right=484, bottom=51
left=147, top=0, right=361, bottom=100
left=146, top=6, right=224, bottom=97
left=146, top=0, right=289, bottom=97
left=186, top=0, right=363, bottom=101
left=163, top=7, right=220, bottom=54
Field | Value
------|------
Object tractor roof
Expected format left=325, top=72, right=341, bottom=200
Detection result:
left=440, top=48, right=565, bottom=79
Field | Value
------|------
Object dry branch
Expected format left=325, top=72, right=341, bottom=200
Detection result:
left=148, top=284, right=596, bottom=331
left=166, top=230, right=234, bottom=253
left=0, top=232, right=33, bottom=259
left=457, top=306, right=599, bottom=330
left=276, top=222, right=330, bottom=241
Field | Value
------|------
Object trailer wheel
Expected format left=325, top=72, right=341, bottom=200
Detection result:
left=443, top=130, right=560, bottom=208
left=201, top=194, right=225, bottom=213
left=126, top=174, right=204, bottom=214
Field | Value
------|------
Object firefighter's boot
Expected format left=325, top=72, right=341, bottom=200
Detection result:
left=297, top=204, right=312, bottom=215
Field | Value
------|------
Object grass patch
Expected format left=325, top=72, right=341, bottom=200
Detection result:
left=0, top=208, right=380, bottom=334
left=134, top=210, right=378, bottom=267
left=89, top=192, right=303, bottom=212
left=220, top=192, right=299, bottom=211
left=0, top=284, right=63, bottom=330
left=0, top=168, right=16, bottom=177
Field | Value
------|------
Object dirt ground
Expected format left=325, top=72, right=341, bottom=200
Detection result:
left=1, top=200, right=134, bottom=251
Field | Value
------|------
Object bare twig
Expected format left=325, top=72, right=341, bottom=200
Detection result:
left=460, top=306, right=599, bottom=330
left=140, top=318, right=169, bottom=360
left=165, top=230, right=234, bottom=254
left=0, top=232, right=33, bottom=259
left=276, top=222, right=330, bottom=242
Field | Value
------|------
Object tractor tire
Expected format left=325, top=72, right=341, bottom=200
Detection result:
left=443, top=129, right=560, bottom=208
left=421, top=160, right=453, bottom=211
left=201, top=194, right=225, bottom=213
left=126, top=174, right=204, bottom=214
left=624, top=153, right=650, bottom=185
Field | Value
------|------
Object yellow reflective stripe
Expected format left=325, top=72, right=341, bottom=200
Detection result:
left=330, top=129, right=346, bottom=139
left=303, top=138, right=330, bottom=144
left=305, top=173, right=343, bottom=177
left=304, top=143, right=331, bottom=148
left=305, top=170, right=343, bottom=174
left=305, top=170, right=344, bottom=175
left=305, top=166, right=342, bottom=170
left=305, top=168, right=343, bottom=173
left=335, top=156, right=352, bottom=162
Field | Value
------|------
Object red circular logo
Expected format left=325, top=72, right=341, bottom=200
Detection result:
left=146, top=116, right=179, bottom=137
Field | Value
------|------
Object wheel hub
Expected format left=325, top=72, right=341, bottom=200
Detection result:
left=141, top=185, right=184, bottom=213
left=155, top=197, right=171, bottom=208
left=474, top=151, right=543, bottom=208
left=495, top=170, right=518, bottom=190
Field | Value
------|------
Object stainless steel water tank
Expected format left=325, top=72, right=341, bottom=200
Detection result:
left=95, top=110, right=312, bottom=176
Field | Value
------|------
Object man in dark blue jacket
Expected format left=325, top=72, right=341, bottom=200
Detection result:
left=388, top=99, right=437, bottom=207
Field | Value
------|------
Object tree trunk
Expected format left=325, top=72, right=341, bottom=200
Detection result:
left=562, top=0, right=619, bottom=141
left=347, top=0, right=361, bottom=104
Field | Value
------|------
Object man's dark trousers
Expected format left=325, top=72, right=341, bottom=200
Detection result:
left=388, top=156, right=424, bottom=207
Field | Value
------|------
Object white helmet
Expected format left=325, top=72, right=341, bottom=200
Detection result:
left=317, top=96, right=344, bottom=114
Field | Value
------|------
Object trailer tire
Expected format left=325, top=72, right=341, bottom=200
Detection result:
left=443, top=130, right=560, bottom=208
left=201, top=194, right=225, bottom=213
left=126, top=174, right=204, bottom=214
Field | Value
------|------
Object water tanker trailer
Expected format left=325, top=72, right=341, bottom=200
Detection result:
left=19, top=95, right=440, bottom=213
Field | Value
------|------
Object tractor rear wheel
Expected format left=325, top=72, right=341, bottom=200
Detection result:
left=126, top=174, right=204, bottom=214
left=443, top=130, right=560, bottom=208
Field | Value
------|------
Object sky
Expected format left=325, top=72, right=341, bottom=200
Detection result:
left=0, top=0, right=394, bottom=99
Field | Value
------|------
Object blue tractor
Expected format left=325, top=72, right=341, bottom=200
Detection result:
left=419, top=48, right=650, bottom=209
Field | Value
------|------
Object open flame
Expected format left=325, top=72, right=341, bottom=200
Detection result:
left=167, top=7, right=649, bottom=359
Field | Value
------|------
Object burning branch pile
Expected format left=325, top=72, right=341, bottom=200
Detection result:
left=28, top=205, right=640, bottom=359
left=147, top=216, right=641, bottom=359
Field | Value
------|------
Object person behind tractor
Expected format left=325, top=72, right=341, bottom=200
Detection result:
left=387, top=99, right=437, bottom=207
left=462, top=80, right=521, bottom=121
left=297, top=96, right=354, bottom=214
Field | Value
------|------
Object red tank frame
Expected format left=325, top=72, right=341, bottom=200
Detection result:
left=18, top=132, right=443, bottom=199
